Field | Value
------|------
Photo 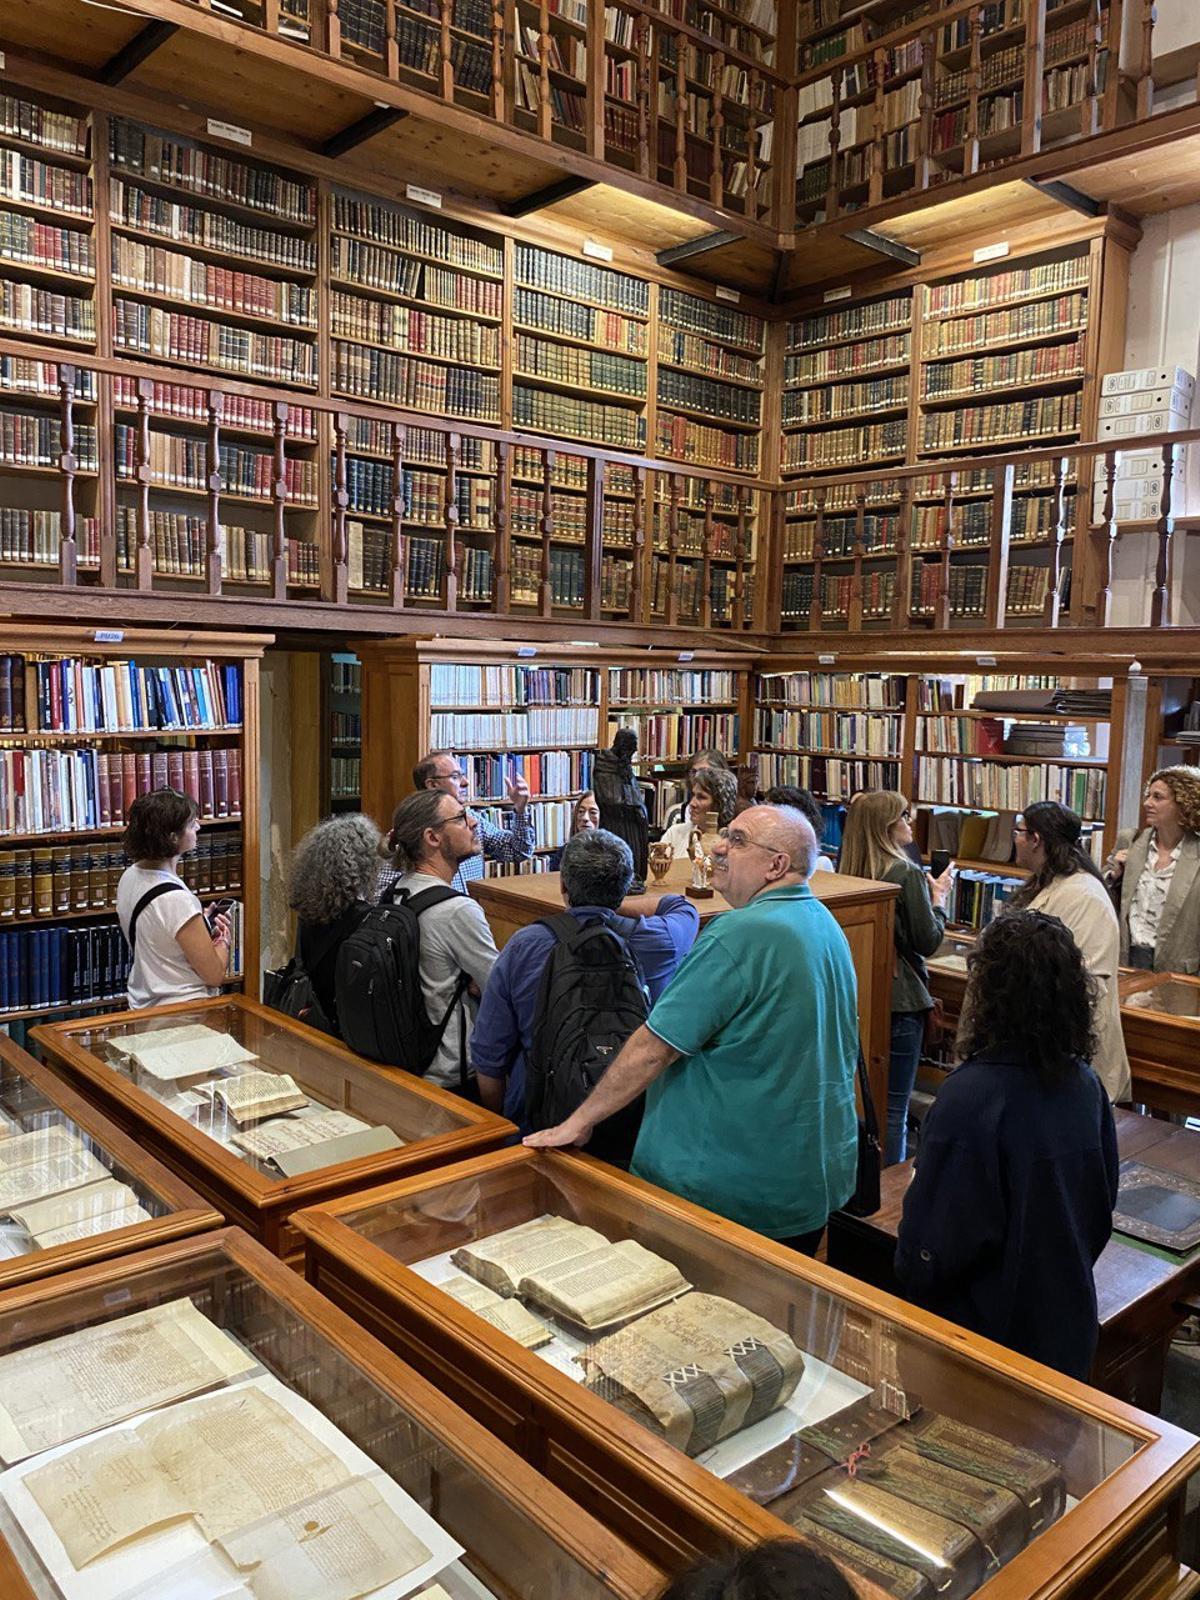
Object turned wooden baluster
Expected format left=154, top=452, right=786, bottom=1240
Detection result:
left=494, top=439, right=510, bottom=612
left=935, top=471, right=956, bottom=629
left=326, top=0, right=342, bottom=57
left=744, top=68, right=762, bottom=219
left=709, top=48, right=726, bottom=208
left=134, top=377, right=154, bottom=590
left=700, top=480, right=716, bottom=629
left=489, top=0, right=505, bottom=122
left=585, top=455, right=603, bottom=621
left=270, top=400, right=289, bottom=599
left=1136, top=0, right=1156, bottom=120
left=989, top=462, right=1014, bottom=630
left=1021, top=0, right=1046, bottom=156
left=1103, top=0, right=1126, bottom=127
left=384, top=0, right=399, bottom=77
left=673, top=36, right=688, bottom=191
left=1094, top=447, right=1119, bottom=626
left=535, top=447, right=553, bottom=616
left=915, top=28, right=936, bottom=191
left=204, top=389, right=223, bottom=596
left=635, top=14, right=653, bottom=180
left=825, top=68, right=842, bottom=221
left=389, top=421, right=407, bottom=607
left=891, top=477, right=912, bottom=628
left=1081, top=0, right=1103, bottom=137
left=1043, top=455, right=1070, bottom=626
left=330, top=411, right=349, bottom=605
left=56, top=364, right=78, bottom=586
left=537, top=0, right=553, bottom=140
left=811, top=484, right=827, bottom=628
left=1151, top=440, right=1175, bottom=627
left=849, top=485, right=867, bottom=629
left=444, top=430, right=461, bottom=611
left=869, top=47, right=887, bottom=206
left=630, top=464, right=646, bottom=624
left=734, top=484, right=750, bottom=629
left=438, top=0, right=454, bottom=99
left=664, top=474, right=681, bottom=626
left=263, top=0, right=280, bottom=35
left=964, top=5, right=983, bottom=177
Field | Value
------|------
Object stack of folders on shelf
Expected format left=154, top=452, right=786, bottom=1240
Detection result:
left=1175, top=701, right=1200, bottom=748
left=1004, top=723, right=1091, bottom=759
left=972, top=687, right=1112, bottom=718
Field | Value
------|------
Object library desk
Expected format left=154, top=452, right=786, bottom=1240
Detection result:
left=826, top=1109, right=1200, bottom=1414
left=295, top=1145, right=1200, bottom=1594
left=470, top=863, right=899, bottom=1140
left=0, top=1228, right=663, bottom=1600
left=0, top=1033, right=220, bottom=1288
left=33, top=996, right=513, bottom=1261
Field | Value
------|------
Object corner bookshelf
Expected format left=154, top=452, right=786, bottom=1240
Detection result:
left=0, top=625, right=267, bottom=1039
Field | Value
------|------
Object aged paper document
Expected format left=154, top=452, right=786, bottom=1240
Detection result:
left=119, top=1027, right=258, bottom=1083
left=440, top=1273, right=552, bottom=1350
left=10, top=1178, right=142, bottom=1238
left=0, top=1146, right=110, bottom=1211
left=231, top=1110, right=370, bottom=1164
left=0, top=1298, right=256, bottom=1462
left=0, top=1126, right=87, bottom=1173
left=23, top=1427, right=189, bottom=1567
left=212, top=1072, right=308, bottom=1126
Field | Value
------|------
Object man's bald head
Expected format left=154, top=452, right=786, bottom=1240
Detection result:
left=746, top=804, right=818, bottom=879
left=711, top=803, right=817, bottom=907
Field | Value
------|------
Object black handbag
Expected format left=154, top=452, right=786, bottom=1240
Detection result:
left=841, top=1045, right=882, bottom=1217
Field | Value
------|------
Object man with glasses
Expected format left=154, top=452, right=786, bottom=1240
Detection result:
left=527, top=804, right=860, bottom=1256
left=378, top=749, right=534, bottom=900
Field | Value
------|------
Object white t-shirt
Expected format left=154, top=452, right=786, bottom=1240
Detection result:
left=391, top=870, right=498, bottom=1089
left=116, top=863, right=215, bottom=1010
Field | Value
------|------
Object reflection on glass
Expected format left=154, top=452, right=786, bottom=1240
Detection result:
left=74, top=1004, right=471, bottom=1180
left=1121, top=978, right=1200, bottom=1020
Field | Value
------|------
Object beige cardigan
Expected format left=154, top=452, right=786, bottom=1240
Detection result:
left=1110, top=829, right=1200, bottom=976
left=1026, top=872, right=1131, bottom=1102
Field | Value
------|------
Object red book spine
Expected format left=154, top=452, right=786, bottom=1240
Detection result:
left=97, top=752, right=111, bottom=828
left=183, top=749, right=200, bottom=809
left=121, top=752, right=137, bottom=817
left=212, top=748, right=229, bottom=818
left=198, top=749, right=215, bottom=818
left=136, top=751, right=152, bottom=799
left=166, top=749, right=185, bottom=794
left=227, top=748, right=241, bottom=816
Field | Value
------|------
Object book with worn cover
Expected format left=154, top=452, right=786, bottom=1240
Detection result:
left=1113, top=1159, right=1200, bottom=1252
left=791, top=1513, right=934, bottom=1600
left=910, top=1414, right=1065, bottom=1533
left=800, top=1477, right=987, bottom=1600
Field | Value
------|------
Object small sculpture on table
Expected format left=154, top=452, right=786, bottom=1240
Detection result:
left=686, top=827, right=714, bottom=900
left=648, top=841, right=674, bottom=885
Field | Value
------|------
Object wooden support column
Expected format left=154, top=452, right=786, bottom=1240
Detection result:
left=494, top=439, right=511, bottom=613
left=988, top=462, right=1015, bottom=630
left=389, top=420, right=407, bottom=608
left=270, top=400, right=289, bottom=600
left=1093, top=447, right=1119, bottom=627
left=133, top=377, right=153, bottom=590
left=56, top=364, right=78, bottom=587
left=444, top=430, right=461, bottom=611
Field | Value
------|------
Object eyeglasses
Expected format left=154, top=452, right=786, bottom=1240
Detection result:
left=1012, top=824, right=1028, bottom=836
left=433, top=807, right=473, bottom=829
left=899, top=807, right=912, bottom=822
left=717, top=827, right=786, bottom=855
left=435, top=769, right=467, bottom=784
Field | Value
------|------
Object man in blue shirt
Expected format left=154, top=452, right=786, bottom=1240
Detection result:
left=377, top=749, right=534, bottom=899
left=472, top=828, right=699, bottom=1156
left=526, top=805, right=859, bottom=1255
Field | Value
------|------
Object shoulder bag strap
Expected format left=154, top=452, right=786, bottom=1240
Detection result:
left=126, top=881, right=189, bottom=956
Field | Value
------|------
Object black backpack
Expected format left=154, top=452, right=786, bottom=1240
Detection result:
left=526, top=912, right=649, bottom=1144
left=335, top=885, right=471, bottom=1084
left=263, top=920, right=339, bottom=1037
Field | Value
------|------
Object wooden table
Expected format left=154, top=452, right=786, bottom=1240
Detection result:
left=471, top=860, right=898, bottom=1138
left=827, top=1108, right=1200, bottom=1413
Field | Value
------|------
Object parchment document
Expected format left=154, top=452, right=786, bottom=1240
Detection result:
left=0, top=1299, right=255, bottom=1462
left=440, top=1273, right=553, bottom=1350
left=22, top=1428, right=189, bottom=1567
left=231, top=1110, right=370, bottom=1163
left=212, top=1072, right=308, bottom=1126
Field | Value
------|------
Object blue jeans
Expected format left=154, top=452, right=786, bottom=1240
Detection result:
left=888, top=1011, right=925, bottom=1166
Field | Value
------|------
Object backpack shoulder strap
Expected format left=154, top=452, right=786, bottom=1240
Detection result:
left=127, top=881, right=189, bottom=955
left=403, top=884, right=464, bottom=917
left=536, top=911, right=585, bottom=946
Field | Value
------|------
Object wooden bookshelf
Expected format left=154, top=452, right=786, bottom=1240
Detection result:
left=0, top=624, right=267, bottom=1032
left=323, top=650, right=362, bottom=814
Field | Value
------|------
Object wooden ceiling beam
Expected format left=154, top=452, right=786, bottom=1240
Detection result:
left=843, top=227, right=921, bottom=268
left=502, top=176, right=596, bottom=217
left=97, top=19, right=178, bottom=85
left=321, top=105, right=409, bottom=160
left=1024, top=177, right=1104, bottom=218
left=656, top=229, right=740, bottom=267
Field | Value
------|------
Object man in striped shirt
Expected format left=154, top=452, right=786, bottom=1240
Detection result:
left=377, top=748, right=534, bottom=899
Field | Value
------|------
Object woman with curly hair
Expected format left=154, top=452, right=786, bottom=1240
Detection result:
left=287, top=812, right=382, bottom=1035
left=896, top=910, right=1117, bottom=1380
left=658, top=1539, right=854, bottom=1600
left=657, top=765, right=739, bottom=861
left=1105, top=764, right=1200, bottom=973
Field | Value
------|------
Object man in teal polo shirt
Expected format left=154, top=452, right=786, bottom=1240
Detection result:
left=526, top=804, right=859, bottom=1254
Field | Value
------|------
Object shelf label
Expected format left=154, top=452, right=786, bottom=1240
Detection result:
left=823, top=286, right=853, bottom=303
left=582, top=239, right=613, bottom=263
left=714, top=286, right=740, bottom=304
left=976, top=655, right=998, bottom=666
left=973, top=241, right=1010, bottom=263
left=677, top=651, right=695, bottom=662
left=93, top=629, right=124, bottom=644
left=516, top=646, right=537, bottom=658
left=406, top=184, right=443, bottom=209
left=818, top=653, right=837, bottom=664
left=0, top=53, right=6, bottom=70
left=206, top=118, right=253, bottom=148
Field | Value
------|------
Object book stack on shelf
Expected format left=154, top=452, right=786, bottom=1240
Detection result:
left=512, top=0, right=588, bottom=144
left=607, top=663, right=747, bottom=820
left=755, top=670, right=905, bottom=797
left=1094, top=365, right=1195, bottom=523
left=656, top=287, right=763, bottom=477
left=327, top=652, right=362, bottom=811
left=335, top=0, right=494, bottom=104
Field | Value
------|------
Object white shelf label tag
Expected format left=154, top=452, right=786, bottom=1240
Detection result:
left=823, top=286, right=853, bottom=303
left=206, top=118, right=253, bottom=148
left=714, top=286, right=740, bottom=304
left=818, top=653, right=837, bottom=664
left=406, top=184, right=443, bottom=208
left=976, top=655, right=998, bottom=666
left=94, top=629, right=124, bottom=644
left=677, top=651, right=695, bottom=662
left=582, top=239, right=613, bottom=262
left=973, top=241, right=1010, bottom=263
left=516, top=646, right=537, bottom=658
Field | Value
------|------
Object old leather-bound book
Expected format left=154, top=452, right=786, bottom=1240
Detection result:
left=800, top=1477, right=987, bottom=1600
left=791, top=1513, right=933, bottom=1600
left=909, top=1414, right=1066, bottom=1533
left=858, top=1445, right=1030, bottom=1569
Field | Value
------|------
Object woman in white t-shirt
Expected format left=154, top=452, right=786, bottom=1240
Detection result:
left=116, top=788, right=232, bottom=1008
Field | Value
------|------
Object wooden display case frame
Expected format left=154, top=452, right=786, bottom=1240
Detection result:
left=34, top=994, right=513, bottom=1258
left=294, top=1146, right=1200, bottom=1593
left=0, top=1032, right=220, bottom=1286
left=0, top=1225, right=664, bottom=1600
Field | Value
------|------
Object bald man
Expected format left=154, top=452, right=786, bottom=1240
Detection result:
left=527, top=805, right=860, bottom=1255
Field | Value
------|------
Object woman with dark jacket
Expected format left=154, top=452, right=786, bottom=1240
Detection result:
left=287, top=813, right=382, bottom=1034
left=593, top=726, right=649, bottom=882
left=896, top=910, right=1117, bottom=1380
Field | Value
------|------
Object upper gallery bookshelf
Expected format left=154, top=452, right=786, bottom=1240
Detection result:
left=779, top=224, right=1129, bottom=634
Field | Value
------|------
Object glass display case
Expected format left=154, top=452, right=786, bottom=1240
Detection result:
left=295, top=1148, right=1200, bottom=1592
left=0, top=1227, right=663, bottom=1600
left=0, top=1034, right=219, bottom=1287
left=33, top=998, right=512, bottom=1259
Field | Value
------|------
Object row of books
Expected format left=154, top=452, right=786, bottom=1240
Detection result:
left=332, top=342, right=500, bottom=420
left=656, top=412, right=758, bottom=471
left=0, top=411, right=97, bottom=471
left=113, top=426, right=319, bottom=503
left=659, top=286, right=763, bottom=352
left=347, top=416, right=496, bottom=473
left=786, top=332, right=910, bottom=387
left=332, top=193, right=502, bottom=277
left=753, top=752, right=901, bottom=799
left=911, top=560, right=989, bottom=617
left=924, top=291, right=1087, bottom=357
left=461, top=748, right=595, bottom=802
left=788, top=295, right=911, bottom=353
left=609, top=668, right=737, bottom=706
left=652, top=512, right=748, bottom=560
left=0, top=510, right=99, bottom=569
left=758, top=671, right=906, bottom=709
left=781, top=569, right=814, bottom=617
left=0, top=357, right=95, bottom=403
left=754, top=709, right=904, bottom=756
left=0, top=744, right=243, bottom=836
left=514, top=384, right=644, bottom=450
left=110, top=238, right=316, bottom=327
left=658, top=327, right=761, bottom=386
left=511, top=545, right=585, bottom=608
left=514, top=244, right=649, bottom=316
left=0, top=922, right=130, bottom=1016
left=429, top=707, right=600, bottom=750
left=922, top=340, right=1084, bottom=399
left=113, top=299, right=316, bottom=386
left=110, top=378, right=316, bottom=439
left=928, top=256, right=1090, bottom=319
left=430, top=664, right=601, bottom=709
left=921, top=391, right=1080, bottom=450
left=331, top=236, right=503, bottom=317
left=599, top=555, right=633, bottom=610
left=109, top=179, right=317, bottom=274
left=657, top=368, right=760, bottom=425
left=331, top=291, right=500, bottom=365
left=111, top=508, right=292, bottom=585
left=344, top=458, right=492, bottom=526
left=784, top=418, right=906, bottom=472
left=514, top=334, right=646, bottom=399
left=916, top=755, right=1105, bottom=816
left=330, top=709, right=360, bottom=746
left=514, top=288, right=647, bottom=354
left=331, top=658, right=361, bottom=696
left=478, top=798, right=578, bottom=850
left=946, top=869, right=1020, bottom=931
left=0, top=94, right=88, bottom=158
left=24, top=657, right=241, bottom=732
left=783, top=511, right=900, bottom=560
left=109, top=119, right=316, bottom=225
left=615, top=711, right=740, bottom=761
left=330, top=756, right=361, bottom=800
left=0, top=831, right=241, bottom=919
left=511, top=486, right=586, bottom=540
left=0, top=151, right=91, bottom=217
left=0, top=279, right=95, bottom=342
left=783, top=374, right=908, bottom=426
left=1006, top=564, right=1059, bottom=614
left=0, top=212, right=94, bottom=279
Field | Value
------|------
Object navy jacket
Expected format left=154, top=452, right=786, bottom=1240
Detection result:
left=895, top=1047, right=1118, bottom=1380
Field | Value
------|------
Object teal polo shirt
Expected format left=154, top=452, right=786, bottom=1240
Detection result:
left=631, top=883, right=859, bottom=1240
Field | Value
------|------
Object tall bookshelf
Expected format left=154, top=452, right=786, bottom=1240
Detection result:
left=324, top=651, right=362, bottom=814
left=0, top=625, right=266, bottom=1039
left=356, top=640, right=753, bottom=869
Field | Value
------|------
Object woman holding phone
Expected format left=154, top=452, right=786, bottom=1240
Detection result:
left=116, top=787, right=232, bottom=1009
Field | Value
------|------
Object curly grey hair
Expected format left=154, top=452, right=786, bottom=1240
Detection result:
left=288, top=813, right=382, bottom=925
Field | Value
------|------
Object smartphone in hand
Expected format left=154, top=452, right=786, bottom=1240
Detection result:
left=929, top=849, right=953, bottom=878
left=205, top=898, right=236, bottom=934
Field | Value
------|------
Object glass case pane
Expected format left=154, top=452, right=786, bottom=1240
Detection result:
left=71, top=1002, right=471, bottom=1180
left=1122, top=977, right=1200, bottom=1020
left=0, top=1237, right=652, bottom=1600
left=327, top=1156, right=1145, bottom=1599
